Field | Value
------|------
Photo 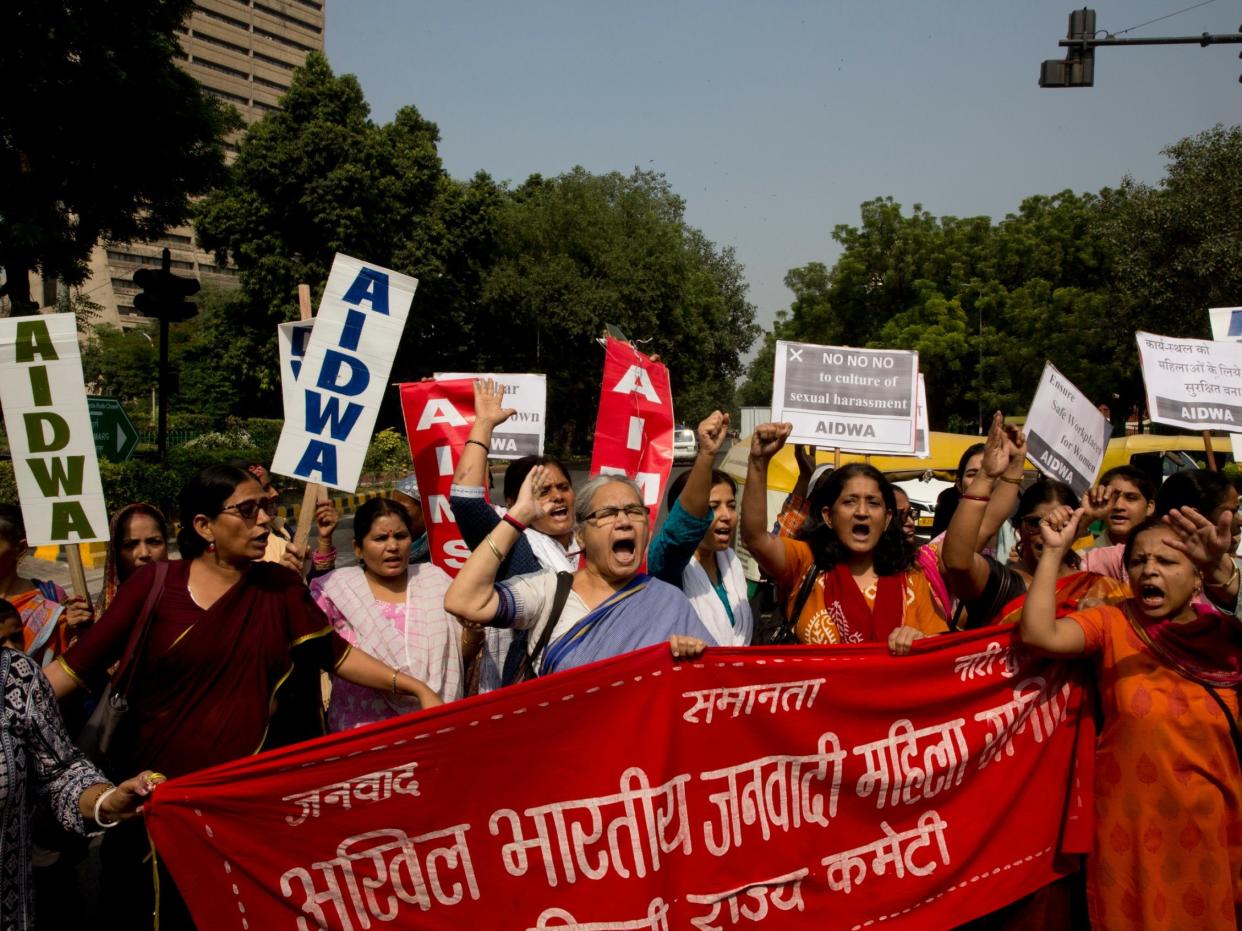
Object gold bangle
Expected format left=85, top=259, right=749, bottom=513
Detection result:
left=485, top=534, right=503, bottom=561
left=998, top=475, right=1023, bottom=486
left=1210, top=559, right=1240, bottom=590
left=390, top=669, right=399, bottom=695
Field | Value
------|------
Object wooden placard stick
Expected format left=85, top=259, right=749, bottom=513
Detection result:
left=1203, top=431, right=1218, bottom=471
left=293, top=284, right=326, bottom=559
left=833, top=448, right=841, bottom=469
left=64, top=545, right=91, bottom=610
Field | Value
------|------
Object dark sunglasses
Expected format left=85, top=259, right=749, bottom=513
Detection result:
left=219, top=497, right=279, bottom=522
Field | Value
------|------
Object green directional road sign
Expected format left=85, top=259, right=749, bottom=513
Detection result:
left=88, top=397, right=139, bottom=462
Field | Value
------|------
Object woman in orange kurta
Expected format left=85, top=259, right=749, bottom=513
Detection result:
left=740, top=424, right=946, bottom=653
left=1021, top=508, right=1242, bottom=930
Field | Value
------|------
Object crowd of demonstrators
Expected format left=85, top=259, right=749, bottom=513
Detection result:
left=648, top=411, right=753, bottom=646
left=309, top=496, right=470, bottom=731
left=37, top=465, right=451, bottom=929
left=1021, top=506, right=1242, bottom=930
left=942, top=415, right=1126, bottom=630
left=445, top=466, right=712, bottom=678
left=6, top=380, right=1242, bottom=928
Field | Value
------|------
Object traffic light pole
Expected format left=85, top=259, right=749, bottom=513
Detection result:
left=158, top=312, right=170, bottom=462
left=1041, top=8, right=1242, bottom=87
left=132, top=247, right=199, bottom=461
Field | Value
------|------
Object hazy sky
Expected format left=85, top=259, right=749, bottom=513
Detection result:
left=326, top=1, right=1241, bottom=338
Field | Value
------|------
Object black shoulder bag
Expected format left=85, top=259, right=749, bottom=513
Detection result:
left=77, top=560, right=170, bottom=774
left=511, top=571, right=575, bottom=683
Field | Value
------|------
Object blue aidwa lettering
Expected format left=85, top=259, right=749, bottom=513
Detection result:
left=316, top=349, right=371, bottom=396
left=305, top=392, right=364, bottom=440
left=294, top=439, right=339, bottom=486
left=341, top=267, right=390, bottom=314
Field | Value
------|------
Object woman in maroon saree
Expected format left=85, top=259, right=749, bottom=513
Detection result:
left=45, top=465, right=446, bottom=930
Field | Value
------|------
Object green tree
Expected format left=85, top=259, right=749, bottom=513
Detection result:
left=1100, top=124, right=1242, bottom=340
left=481, top=168, right=758, bottom=448
left=0, top=0, right=234, bottom=313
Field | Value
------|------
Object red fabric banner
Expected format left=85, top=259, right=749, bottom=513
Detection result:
left=146, top=627, right=1093, bottom=930
left=588, top=336, right=675, bottom=523
left=398, top=379, right=476, bottom=576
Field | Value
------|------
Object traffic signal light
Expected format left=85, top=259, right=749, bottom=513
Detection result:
left=133, top=248, right=200, bottom=323
left=1040, top=8, right=1096, bottom=87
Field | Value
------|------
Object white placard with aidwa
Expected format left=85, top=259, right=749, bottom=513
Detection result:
left=1023, top=362, right=1109, bottom=498
left=1207, top=308, right=1242, bottom=462
left=0, top=314, right=109, bottom=544
left=915, top=374, right=930, bottom=459
left=771, top=339, right=919, bottom=454
left=270, top=254, right=417, bottom=492
left=435, top=372, right=546, bottom=459
left=277, top=319, right=316, bottom=420
left=1135, top=330, right=1242, bottom=432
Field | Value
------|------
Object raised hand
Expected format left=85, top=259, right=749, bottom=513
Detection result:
left=473, top=378, right=516, bottom=429
left=1081, top=485, right=1119, bottom=524
left=750, top=423, right=793, bottom=461
left=314, top=500, right=339, bottom=545
left=1039, top=505, right=1082, bottom=551
left=696, top=410, right=730, bottom=459
left=1163, top=505, right=1234, bottom=575
left=979, top=411, right=1011, bottom=479
left=510, top=464, right=557, bottom=526
left=794, top=443, right=816, bottom=478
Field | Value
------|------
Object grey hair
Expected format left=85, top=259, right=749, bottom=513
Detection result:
left=574, top=474, right=645, bottom=529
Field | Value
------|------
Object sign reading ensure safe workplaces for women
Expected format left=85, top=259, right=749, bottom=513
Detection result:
left=1023, top=363, right=1109, bottom=498
left=771, top=340, right=919, bottom=454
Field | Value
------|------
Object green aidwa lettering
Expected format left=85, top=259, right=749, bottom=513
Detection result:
left=23, top=412, right=70, bottom=453
left=27, top=456, right=84, bottom=497
left=14, top=320, right=58, bottom=363
left=49, top=501, right=96, bottom=540
left=28, top=366, right=53, bottom=406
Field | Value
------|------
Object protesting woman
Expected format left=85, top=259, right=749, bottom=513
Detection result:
left=0, top=603, right=161, bottom=931
left=648, top=411, right=752, bottom=645
left=44, top=465, right=446, bottom=930
left=445, top=466, right=712, bottom=677
left=0, top=504, right=90, bottom=663
left=943, top=414, right=1125, bottom=628
left=311, top=497, right=471, bottom=731
left=449, top=378, right=580, bottom=686
left=97, top=503, right=169, bottom=615
left=1021, top=505, right=1242, bottom=930
left=740, top=424, right=946, bottom=653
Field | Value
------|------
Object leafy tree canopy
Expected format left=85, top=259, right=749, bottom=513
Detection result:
left=741, top=127, right=1242, bottom=433
left=0, top=0, right=234, bottom=313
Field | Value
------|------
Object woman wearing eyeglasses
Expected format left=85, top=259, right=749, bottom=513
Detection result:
left=445, top=466, right=714, bottom=678
left=44, top=464, right=444, bottom=930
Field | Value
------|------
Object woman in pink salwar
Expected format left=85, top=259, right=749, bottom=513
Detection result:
left=311, top=497, right=476, bottom=730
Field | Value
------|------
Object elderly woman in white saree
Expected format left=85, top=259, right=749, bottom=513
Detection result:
left=310, top=497, right=476, bottom=730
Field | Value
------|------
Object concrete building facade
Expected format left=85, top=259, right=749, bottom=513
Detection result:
left=62, top=0, right=325, bottom=327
